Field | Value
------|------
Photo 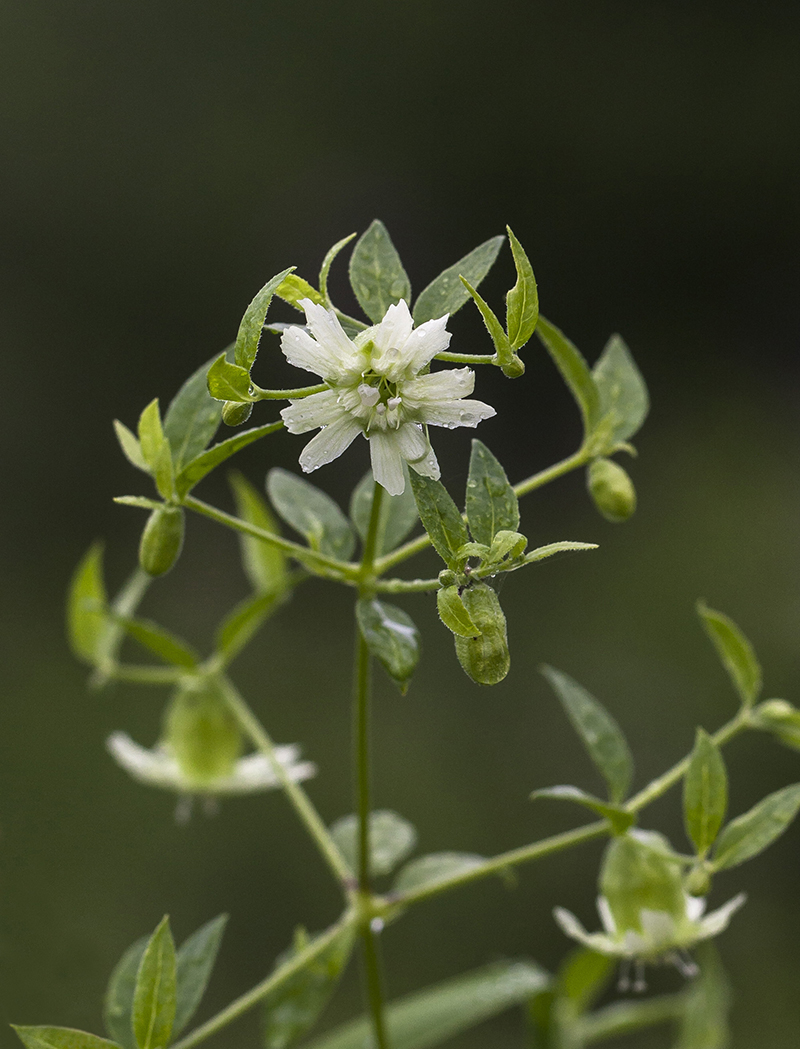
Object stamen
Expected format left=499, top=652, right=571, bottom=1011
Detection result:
left=358, top=383, right=380, bottom=407
left=174, top=795, right=193, bottom=824
left=617, top=960, right=631, bottom=992
left=670, top=950, right=700, bottom=979
left=387, top=396, right=401, bottom=410
left=632, top=960, right=647, bottom=993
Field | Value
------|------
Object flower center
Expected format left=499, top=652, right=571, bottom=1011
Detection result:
left=357, top=373, right=405, bottom=431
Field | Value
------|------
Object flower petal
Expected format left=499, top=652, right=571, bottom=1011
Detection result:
left=393, top=421, right=429, bottom=463
left=553, top=907, right=621, bottom=956
left=407, top=443, right=441, bottom=480
left=281, top=389, right=341, bottom=434
left=281, top=326, right=344, bottom=381
left=696, top=893, right=747, bottom=940
left=298, top=415, right=363, bottom=473
left=597, top=896, right=618, bottom=936
left=301, top=299, right=359, bottom=365
left=369, top=431, right=406, bottom=496
left=418, top=398, right=497, bottom=430
left=370, top=299, right=414, bottom=355
left=401, top=314, right=452, bottom=373
left=402, top=367, right=476, bottom=405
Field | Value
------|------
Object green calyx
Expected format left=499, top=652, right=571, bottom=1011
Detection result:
left=163, top=679, right=243, bottom=785
left=600, top=831, right=686, bottom=933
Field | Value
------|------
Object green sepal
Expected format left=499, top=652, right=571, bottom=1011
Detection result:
left=267, top=468, right=356, bottom=561
left=436, top=585, right=481, bottom=638
left=683, top=728, right=728, bottom=858
left=392, top=852, right=485, bottom=895
left=329, top=810, right=417, bottom=878
left=454, top=582, right=510, bottom=685
left=215, top=589, right=284, bottom=665
left=163, top=682, right=242, bottom=785
left=536, top=316, right=600, bottom=437
left=319, top=233, right=357, bottom=305
left=114, top=421, right=149, bottom=473
left=102, top=607, right=200, bottom=668
left=234, top=267, right=295, bottom=370
left=505, top=227, right=539, bottom=351
left=104, top=936, right=149, bottom=1049
left=408, top=473, right=468, bottom=568
left=459, top=277, right=511, bottom=360
left=163, top=355, right=224, bottom=473
left=275, top=273, right=325, bottom=311
left=711, top=783, right=800, bottom=871
left=137, top=399, right=174, bottom=500
left=349, top=470, right=418, bottom=555
left=206, top=354, right=253, bottom=403
left=349, top=220, right=411, bottom=323
left=591, top=334, right=649, bottom=446
left=262, top=925, right=355, bottom=1049
left=697, top=602, right=762, bottom=708
left=530, top=785, right=635, bottom=834
left=541, top=666, right=633, bottom=804
left=229, top=472, right=289, bottom=595
left=13, top=1028, right=122, bottom=1049
left=412, top=235, right=504, bottom=325
left=67, top=542, right=108, bottom=665
left=465, top=440, right=519, bottom=546
left=356, top=598, right=420, bottom=694
left=174, top=422, right=283, bottom=498
left=132, top=916, right=176, bottom=1049
left=173, top=914, right=228, bottom=1036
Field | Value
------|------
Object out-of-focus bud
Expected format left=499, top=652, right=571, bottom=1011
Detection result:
left=222, top=400, right=254, bottom=426
left=684, top=864, right=712, bottom=897
left=751, top=699, right=800, bottom=751
left=454, top=581, right=510, bottom=685
left=138, top=505, right=185, bottom=576
left=587, top=457, right=637, bottom=523
left=163, top=679, right=243, bottom=786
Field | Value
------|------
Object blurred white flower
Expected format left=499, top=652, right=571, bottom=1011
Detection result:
left=280, top=299, right=495, bottom=495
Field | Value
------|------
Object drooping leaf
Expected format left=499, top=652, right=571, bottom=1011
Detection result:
left=356, top=598, right=420, bottom=693
left=132, top=916, right=176, bottom=1049
left=674, top=944, right=731, bottom=1049
left=454, top=582, right=510, bottom=685
left=275, top=273, right=325, bottom=311
left=408, top=473, right=469, bottom=567
left=175, top=422, right=283, bottom=497
left=505, top=227, right=539, bottom=350
left=329, top=811, right=417, bottom=878
left=349, top=470, right=418, bottom=555
left=557, top=948, right=613, bottom=1013
left=104, top=609, right=200, bottom=669
left=113, top=421, right=149, bottom=473
left=530, top=786, right=634, bottom=834
left=302, top=960, right=550, bottom=1049
left=592, top=334, right=649, bottom=446
left=712, top=783, right=800, bottom=871
left=137, top=399, right=174, bottom=500
left=319, top=233, right=357, bottom=305
left=163, top=356, right=225, bottom=472
left=13, top=1028, right=122, bottom=1049
left=535, top=317, right=600, bottom=436
left=262, top=926, right=355, bottom=1049
left=67, top=542, right=108, bottom=665
left=229, top=472, right=289, bottom=595
left=541, top=666, right=633, bottom=803
left=465, top=439, right=519, bottom=546
left=206, top=354, right=254, bottom=403
left=436, top=585, right=481, bottom=638
left=234, top=267, right=295, bottom=371
left=683, top=729, right=728, bottom=857
left=173, top=914, right=228, bottom=1036
left=348, top=220, right=411, bottom=324
left=412, top=235, right=505, bottom=325
left=104, top=936, right=149, bottom=1049
left=215, top=590, right=284, bottom=664
left=392, top=852, right=485, bottom=895
left=267, top=469, right=356, bottom=561
left=697, top=602, right=762, bottom=708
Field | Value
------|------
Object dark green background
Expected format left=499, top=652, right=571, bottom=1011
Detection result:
left=2, top=2, right=799, bottom=1046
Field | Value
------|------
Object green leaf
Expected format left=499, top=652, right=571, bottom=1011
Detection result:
left=90, top=569, right=152, bottom=687
left=697, top=602, right=762, bottom=708
left=132, top=916, right=177, bottom=1049
left=592, top=334, right=649, bottom=446
left=215, top=590, right=283, bottom=664
left=267, top=468, right=356, bottom=561
left=349, top=220, right=411, bottom=323
left=235, top=267, right=295, bottom=370
left=137, top=399, right=174, bottom=500
left=104, top=936, right=150, bottom=1049
left=485, top=530, right=527, bottom=565
left=674, top=944, right=731, bottom=1049
left=505, top=227, right=539, bottom=350
left=536, top=317, right=600, bottom=436
left=454, top=582, right=510, bottom=685
left=541, top=666, right=633, bottom=803
left=229, top=472, right=289, bottom=594
left=114, top=421, right=149, bottom=473
left=13, top=1028, right=122, bottom=1049
left=175, top=422, right=283, bottom=498
left=408, top=473, right=469, bottom=567
left=329, top=810, right=417, bottom=878
left=459, top=276, right=510, bottom=358
left=163, top=356, right=225, bottom=473
left=465, top=440, right=519, bottom=546
left=67, top=542, right=108, bottom=665
left=173, top=914, right=228, bottom=1036
left=262, top=926, right=355, bottom=1049
left=412, top=235, right=504, bottom=325
left=392, top=852, right=485, bottom=894
left=319, top=233, right=357, bottom=305
left=206, top=354, right=253, bottom=403
left=557, top=948, right=613, bottom=1012
left=530, top=786, right=634, bottom=834
left=436, top=585, right=481, bottom=638
left=684, top=729, right=728, bottom=857
left=275, top=273, right=325, bottom=311
left=114, top=496, right=163, bottom=510
left=356, top=598, right=420, bottom=694
left=302, top=960, right=550, bottom=1049
left=349, top=470, right=418, bottom=555
left=522, top=542, right=598, bottom=566
left=104, top=609, right=200, bottom=669
left=712, top=783, right=800, bottom=871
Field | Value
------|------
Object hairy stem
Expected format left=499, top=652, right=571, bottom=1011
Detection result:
left=252, top=382, right=330, bottom=400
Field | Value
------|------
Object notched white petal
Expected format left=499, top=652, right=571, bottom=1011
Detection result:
left=301, top=299, right=357, bottom=362
left=298, top=416, right=363, bottom=473
left=281, top=389, right=341, bottom=434
left=371, top=299, right=414, bottom=355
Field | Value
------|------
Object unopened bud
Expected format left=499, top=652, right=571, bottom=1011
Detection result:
left=222, top=400, right=253, bottom=426
left=684, top=865, right=712, bottom=897
left=500, top=354, right=525, bottom=378
left=588, top=457, right=637, bottom=523
left=138, top=506, right=185, bottom=576
left=454, top=581, right=510, bottom=685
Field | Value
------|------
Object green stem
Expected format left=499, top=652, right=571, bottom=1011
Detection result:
left=252, top=382, right=330, bottom=400
left=374, top=576, right=441, bottom=594
left=170, top=911, right=357, bottom=1049
left=218, top=675, right=352, bottom=886
left=104, top=664, right=186, bottom=685
left=434, top=351, right=496, bottom=365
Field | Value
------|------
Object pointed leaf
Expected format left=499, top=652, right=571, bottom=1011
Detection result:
left=114, top=421, right=149, bottom=473
left=67, top=542, right=108, bottom=665
left=465, top=440, right=519, bottom=545
left=412, top=235, right=504, bottom=325
left=104, top=936, right=149, bottom=1049
left=163, top=356, right=225, bottom=472
left=392, top=852, right=485, bottom=894
left=408, top=473, right=468, bottom=567
left=541, top=666, right=633, bottom=803
left=262, top=926, right=355, bottom=1049
left=712, top=783, right=800, bottom=870
left=522, top=541, right=598, bottom=564
left=485, top=530, right=527, bottom=565
left=436, top=585, right=481, bottom=638
left=684, top=729, right=728, bottom=857
left=267, top=468, right=356, bottom=561
left=215, top=590, right=283, bottom=664
left=357, top=598, right=420, bottom=693
left=114, top=497, right=163, bottom=510
left=104, top=609, right=199, bottom=668
left=536, top=317, right=600, bottom=435
left=349, top=470, right=418, bottom=555
left=132, top=917, right=176, bottom=1049
left=349, top=220, right=411, bottom=323
left=459, top=277, right=510, bottom=358
left=275, top=274, right=325, bottom=311
left=698, top=603, right=762, bottom=708
left=206, top=354, right=253, bottom=403
left=505, top=227, right=539, bottom=350
left=235, top=267, right=295, bottom=370
left=137, top=400, right=174, bottom=500
left=319, top=233, right=357, bottom=305
left=13, top=1029, right=122, bottom=1049
left=173, top=914, right=228, bottom=1036
left=592, top=334, right=649, bottom=445
left=175, top=422, right=283, bottom=497
left=302, top=960, right=550, bottom=1049
left=228, top=472, right=289, bottom=594
left=531, top=786, right=634, bottom=834
left=330, top=811, right=417, bottom=878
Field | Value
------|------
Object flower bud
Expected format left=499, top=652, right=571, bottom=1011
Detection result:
left=138, top=506, right=185, bottom=576
left=752, top=699, right=800, bottom=751
left=163, top=680, right=242, bottom=786
left=587, top=457, right=637, bottom=523
left=454, top=581, right=510, bottom=685
left=684, top=864, right=712, bottom=897
left=500, top=354, right=525, bottom=378
left=222, top=400, right=253, bottom=426
left=438, top=569, right=458, bottom=588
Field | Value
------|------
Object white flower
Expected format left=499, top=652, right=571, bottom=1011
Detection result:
left=280, top=298, right=496, bottom=495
